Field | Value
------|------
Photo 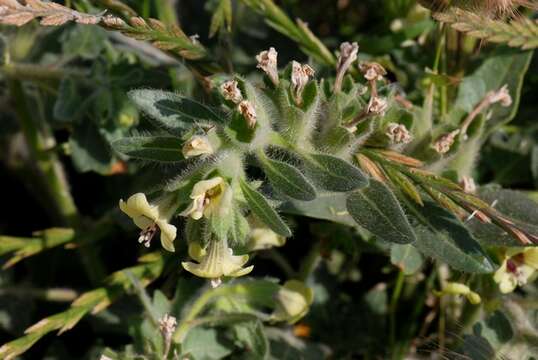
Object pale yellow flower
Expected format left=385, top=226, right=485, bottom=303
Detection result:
left=182, top=135, right=213, bottom=158
left=439, top=282, right=481, bottom=305
left=247, top=216, right=286, bottom=251
left=494, top=248, right=538, bottom=293
left=272, top=280, right=313, bottom=324
left=182, top=238, right=253, bottom=285
left=119, top=193, right=178, bottom=252
left=180, top=177, right=227, bottom=220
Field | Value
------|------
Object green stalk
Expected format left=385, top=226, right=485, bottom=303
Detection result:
left=390, top=270, right=405, bottom=360
left=297, top=240, right=322, bottom=282
left=7, top=79, right=105, bottom=284
left=173, top=287, right=223, bottom=343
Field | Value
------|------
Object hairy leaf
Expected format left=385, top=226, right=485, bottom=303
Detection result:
left=239, top=179, right=291, bottom=237
left=128, top=90, right=222, bottom=134
left=346, top=180, right=416, bottom=244
left=303, top=153, right=368, bottom=192
left=261, top=157, right=316, bottom=201
left=112, top=136, right=184, bottom=162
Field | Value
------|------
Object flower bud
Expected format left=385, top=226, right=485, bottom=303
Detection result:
left=431, top=129, right=460, bottom=154
left=291, top=61, right=315, bottom=105
left=439, top=282, right=481, bottom=305
left=386, top=123, right=412, bottom=144
left=238, top=100, right=257, bottom=128
left=359, top=62, right=386, bottom=82
left=182, top=135, right=213, bottom=158
left=487, top=84, right=512, bottom=107
left=367, top=96, right=388, bottom=116
left=256, top=47, right=279, bottom=86
left=334, top=42, right=359, bottom=92
left=272, top=280, right=313, bottom=324
left=247, top=216, right=286, bottom=251
left=220, top=79, right=243, bottom=104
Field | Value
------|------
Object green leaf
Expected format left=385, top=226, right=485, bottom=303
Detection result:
left=468, top=185, right=538, bottom=246
left=128, top=89, right=222, bottom=134
left=232, top=320, right=269, bottom=360
left=410, top=201, right=494, bottom=273
left=69, top=120, right=113, bottom=174
left=303, top=153, right=368, bottom=192
left=112, top=136, right=185, bottom=162
left=239, top=179, right=291, bottom=237
left=390, top=244, right=423, bottom=275
left=452, top=50, right=532, bottom=133
left=346, top=180, right=416, bottom=244
left=260, top=157, right=316, bottom=201
left=282, top=192, right=356, bottom=227
left=209, top=0, right=232, bottom=38
left=228, top=208, right=250, bottom=247
left=182, top=326, right=233, bottom=359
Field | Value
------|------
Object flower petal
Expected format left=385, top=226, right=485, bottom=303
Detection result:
left=158, top=222, right=177, bottom=252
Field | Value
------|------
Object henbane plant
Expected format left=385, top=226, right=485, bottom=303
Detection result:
left=1, top=0, right=538, bottom=358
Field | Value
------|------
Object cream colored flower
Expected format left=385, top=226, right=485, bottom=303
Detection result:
left=119, top=193, right=178, bottom=252
left=220, top=80, right=243, bottom=104
left=182, top=238, right=253, bottom=285
left=367, top=96, right=388, bottom=116
left=247, top=216, right=286, bottom=251
left=291, top=61, right=315, bottom=105
left=182, top=135, right=213, bottom=158
left=386, top=123, right=412, bottom=144
left=359, top=62, right=387, bottom=82
left=431, top=129, right=460, bottom=154
left=271, top=280, right=313, bottom=324
left=334, top=42, right=359, bottom=92
left=180, top=177, right=227, bottom=220
left=256, top=47, right=279, bottom=86
left=494, top=248, right=538, bottom=293
left=238, top=100, right=257, bottom=128
left=439, top=282, right=481, bottom=305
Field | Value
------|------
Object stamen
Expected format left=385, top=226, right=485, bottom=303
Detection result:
left=138, top=223, right=158, bottom=248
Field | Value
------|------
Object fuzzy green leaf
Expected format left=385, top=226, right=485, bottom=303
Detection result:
left=390, top=244, right=423, bottom=275
left=346, top=180, right=416, bottom=244
left=112, top=136, right=184, bottom=162
left=239, top=179, right=291, bottom=237
left=261, top=158, right=316, bottom=201
left=411, top=202, right=494, bottom=273
left=128, top=89, right=222, bottom=134
left=303, top=153, right=368, bottom=192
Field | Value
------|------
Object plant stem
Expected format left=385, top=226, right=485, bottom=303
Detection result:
left=263, top=249, right=296, bottom=278
left=173, top=286, right=221, bottom=343
left=390, top=270, right=405, bottom=359
left=297, top=240, right=322, bottom=282
left=7, top=78, right=106, bottom=284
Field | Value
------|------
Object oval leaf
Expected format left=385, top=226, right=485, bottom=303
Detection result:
left=411, top=201, right=494, bottom=273
left=261, top=158, right=316, bottom=201
left=346, top=180, right=416, bottom=244
left=128, top=89, right=222, bottom=133
left=239, top=179, right=291, bottom=237
left=303, top=153, right=368, bottom=192
left=113, top=136, right=184, bottom=162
